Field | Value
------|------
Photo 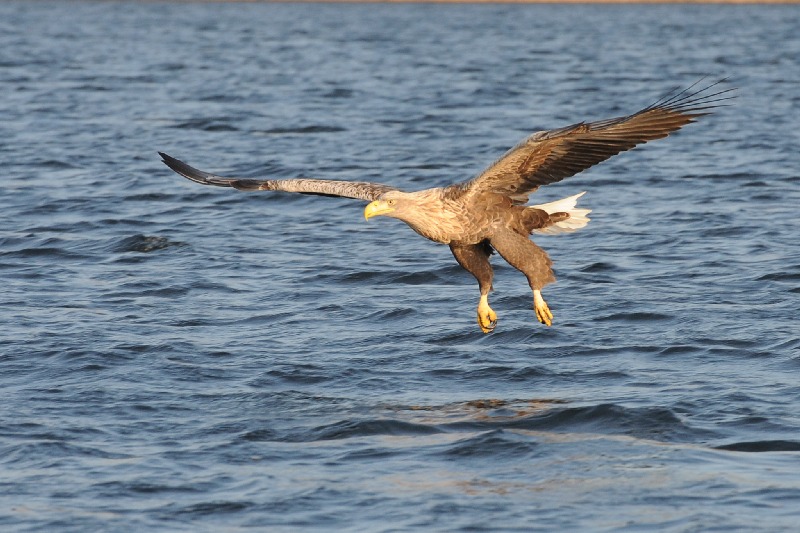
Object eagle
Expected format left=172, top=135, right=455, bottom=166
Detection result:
left=160, top=80, right=732, bottom=333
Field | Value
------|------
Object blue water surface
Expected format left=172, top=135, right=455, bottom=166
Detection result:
left=1, top=2, right=799, bottom=531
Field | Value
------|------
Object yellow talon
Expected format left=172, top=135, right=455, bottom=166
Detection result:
left=477, top=294, right=498, bottom=334
left=533, top=290, right=553, bottom=327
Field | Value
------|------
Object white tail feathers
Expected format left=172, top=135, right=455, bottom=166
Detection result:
left=530, top=192, right=591, bottom=235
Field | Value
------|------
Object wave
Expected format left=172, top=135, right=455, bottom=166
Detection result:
left=296, top=419, right=443, bottom=442
left=316, top=268, right=450, bottom=286
left=435, top=429, right=540, bottom=459
left=271, top=401, right=713, bottom=445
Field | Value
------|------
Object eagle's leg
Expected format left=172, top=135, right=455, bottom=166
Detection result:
left=449, top=241, right=496, bottom=333
left=490, top=231, right=556, bottom=327
left=533, top=289, right=553, bottom=327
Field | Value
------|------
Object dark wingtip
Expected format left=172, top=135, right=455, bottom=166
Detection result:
left=158, top=151, right=191, bottom=178
left=157, top=152, right=238, bottom=187
left=159, top=151, right=181, bottom=169
left=158, top=151, right=204, bottom=183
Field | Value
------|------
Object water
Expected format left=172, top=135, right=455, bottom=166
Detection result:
left=1, top=2, right=799, bottom=531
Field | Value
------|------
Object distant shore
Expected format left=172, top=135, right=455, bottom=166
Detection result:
left=158, top=0, right=800, bottom=3
left=175, top=0, right=800, bottom=3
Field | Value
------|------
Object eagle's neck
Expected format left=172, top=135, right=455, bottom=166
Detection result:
left=395, top=189, right=466, bottom=244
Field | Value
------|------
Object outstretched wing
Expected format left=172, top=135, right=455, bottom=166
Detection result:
left=457, top=79, right=735, bottom=203
left=159, top=152, right=399, bottom=202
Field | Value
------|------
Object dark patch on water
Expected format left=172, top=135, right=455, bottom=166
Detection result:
left=111, top=235, right=186, bottom=253
left=255, top=125, right=347, bottom=135
left=172, top=118, right=240, bottom=132
left=715, top=440, right=800, bottom=453
left=597, top=312, right=672, bottom=322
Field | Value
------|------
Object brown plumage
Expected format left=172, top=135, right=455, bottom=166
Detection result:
left=160, top=79, right=733, bottom=333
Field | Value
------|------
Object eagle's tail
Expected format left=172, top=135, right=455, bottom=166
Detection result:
left=529, top=192, right=591, bottom=235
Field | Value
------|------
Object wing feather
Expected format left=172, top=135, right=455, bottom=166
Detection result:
left=159, top=152, right=399, bottom=201
left=456, top=79, right=735, bottom=203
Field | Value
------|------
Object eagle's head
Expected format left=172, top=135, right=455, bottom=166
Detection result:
left=363, top=191, right=415, bottom=221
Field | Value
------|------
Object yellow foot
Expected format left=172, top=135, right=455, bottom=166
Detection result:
left=533, top=290, right=553, bottom=326
left=477, top=294, right=498, bottom=334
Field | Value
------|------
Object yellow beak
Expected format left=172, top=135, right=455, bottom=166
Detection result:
left=364, top=200, right=394, bottom=221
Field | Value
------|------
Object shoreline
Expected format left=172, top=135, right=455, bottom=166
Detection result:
left=134, top=0, right=800, bottom=4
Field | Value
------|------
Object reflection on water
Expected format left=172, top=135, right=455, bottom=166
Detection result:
left=394, top=398, right=568, bottom=423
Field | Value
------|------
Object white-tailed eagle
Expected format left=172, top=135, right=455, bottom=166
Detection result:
left=160, top=80, right=733, bottom=333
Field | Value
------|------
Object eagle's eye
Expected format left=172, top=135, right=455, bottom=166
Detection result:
left=388, top=199, right=397, bottom=206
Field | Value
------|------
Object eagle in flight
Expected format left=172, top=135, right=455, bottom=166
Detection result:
left=160, top=80, right=732, bottom=333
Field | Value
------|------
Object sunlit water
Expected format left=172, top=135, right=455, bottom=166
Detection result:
left=1, top=2, right=799, bottom=531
